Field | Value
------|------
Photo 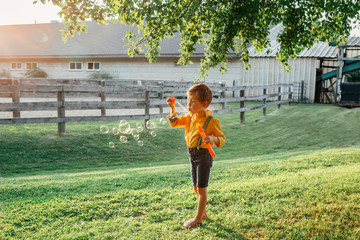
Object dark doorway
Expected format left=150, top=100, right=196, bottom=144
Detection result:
left=314, top=68, right=323, bottom=103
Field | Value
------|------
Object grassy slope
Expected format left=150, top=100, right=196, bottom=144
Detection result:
left=1, top=103, right=360, bottom=176
left=0, top=103, right=360, bottom=239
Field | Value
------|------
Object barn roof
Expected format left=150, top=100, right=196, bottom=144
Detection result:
left=0, top=21, right=359, bottom=59
left=248, top=24, right=360, bottom=58
left=248, top=40, right=338, bottom=58
left=0, top=21, right=210, bottom=59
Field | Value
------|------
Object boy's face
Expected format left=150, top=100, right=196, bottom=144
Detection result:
left=187, top=93, right=207, bottom=115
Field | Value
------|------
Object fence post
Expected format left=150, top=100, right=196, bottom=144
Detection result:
left=277, top=86, right=282, bottom=109
left=240, top=89, right=245, bottom=123
left=263, top=88, right=267, bottom=116
left=232, top=80, right=236, bottom=98
left=57, top=85, right=66, bottom=135
left=100, top=80, right=106, bottom=116
left=12, top=79, right=20, bottom=118
left=288, top=86, right=292, bottom=106
left=221, top=82, right=226, bottom=109
left=159, top=82, right=164, bottom=114
left=144, top=90, right=150, bottom=128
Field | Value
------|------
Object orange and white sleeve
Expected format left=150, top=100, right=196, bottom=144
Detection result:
left=211, top=118, right=226, bottom=148
left=167, top=113, right=188, bottom=128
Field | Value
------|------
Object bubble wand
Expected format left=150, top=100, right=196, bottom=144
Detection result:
left=197, top=124, right=216, bottom=158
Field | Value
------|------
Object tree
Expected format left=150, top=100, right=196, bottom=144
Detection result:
left=35, top=0, right=360, bottom=79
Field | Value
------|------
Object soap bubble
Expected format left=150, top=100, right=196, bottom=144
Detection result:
left=131, top=128, right=139, bottom=136
left=100, top=125, right=109, bottom=134
left=119, top=122, right=131, bottom=134
left=136, top=122, right=144, bottom=132
left=119, top=120, right=128, bottom=126
left=160, top=118, right=167, bottom=125
left=150, top=131, right=157, bottom=137
left=112, top=127, right=120, bottom=135
left=109, top=142, right=115, bottom=148
left=146, top=120, right=156, bottom=129
left=131, top=128, right=140, bottom=140
left=137, top=140, right=144, bottom=146
left=119, top=136, right=128, bottom=143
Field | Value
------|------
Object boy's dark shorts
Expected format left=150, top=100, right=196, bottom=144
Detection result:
left=188, top=147, right=213, bottom=188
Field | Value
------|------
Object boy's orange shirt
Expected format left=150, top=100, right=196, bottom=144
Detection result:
left=167, top=110, right=226, bottom=149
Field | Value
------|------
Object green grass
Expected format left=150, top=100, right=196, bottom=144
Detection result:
left=1, top=103, right=360, bottom=239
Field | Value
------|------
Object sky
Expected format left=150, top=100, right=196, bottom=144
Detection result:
left=0, top=0, right=62, bottom=26
left=0, top=0, right=359, bottom=36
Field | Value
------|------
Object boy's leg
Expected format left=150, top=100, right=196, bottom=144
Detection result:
left=184, top=187, right=207, bottom=228
left=193, top=186, right=208, bottom=219
left=195, top=187, right=207, bottom=221
left=185, top=148, right=212, bottom=228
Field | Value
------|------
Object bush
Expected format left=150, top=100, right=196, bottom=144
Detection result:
left=346, top=69, right=360, bottom=82
left=0, top=69, right=10, bottom=78
left=90, top=71, right=113, bottom=79
left=24, top=68, right=48, bottom=78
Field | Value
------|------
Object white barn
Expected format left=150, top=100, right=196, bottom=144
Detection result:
left=1, top=22, right=358, bottom=102
left=0, top=22, right=240, bottom=83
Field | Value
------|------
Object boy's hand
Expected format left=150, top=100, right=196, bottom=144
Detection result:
left=203, top=136, right=219, bottom=145
left=167, top=96, right=176, bottom=113
left=166, top=96, right=176, bottom=106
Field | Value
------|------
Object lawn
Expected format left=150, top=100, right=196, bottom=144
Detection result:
left=0, top=103, right=359, bottom=239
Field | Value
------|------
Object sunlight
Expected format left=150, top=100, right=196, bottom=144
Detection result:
left=0, top=0, right=62, bottom=26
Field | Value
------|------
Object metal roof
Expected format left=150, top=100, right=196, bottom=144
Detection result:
left=248, top=40, right=338, bottom=58
left=0, top=21, right=212, bottom=59
left=248, top=25, right=360, bottom=58
left=0, top=21, right=359, bottom=59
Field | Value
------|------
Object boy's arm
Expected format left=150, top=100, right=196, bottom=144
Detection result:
left=167, top=97, right=177, bottom=120
left=167, top=113, right=188, bottom=127
left=166, top=97, right=188, bottom=127
left=205, top=118, right=225, bottom=147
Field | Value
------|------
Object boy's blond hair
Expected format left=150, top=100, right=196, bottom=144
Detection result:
left=187, top=83, right=213, bottom=107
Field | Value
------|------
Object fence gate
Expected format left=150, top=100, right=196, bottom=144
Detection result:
left=293, top=81, right=307, bottom=103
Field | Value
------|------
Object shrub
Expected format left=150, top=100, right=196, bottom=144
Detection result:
left=90, top=71, right=113, bottom=79
left=24, top=68, right=48, bottom=78
left=346, top=69, right=360, bottom=82
left=0, top=69, right=10, bottom=78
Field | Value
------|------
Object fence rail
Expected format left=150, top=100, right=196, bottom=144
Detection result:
left=0, top=78, right=293, bottom=135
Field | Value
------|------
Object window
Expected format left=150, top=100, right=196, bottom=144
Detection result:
left=69, top=62, right=82, bottom=70
left=87, top=62, right=100, bottom=71
left=11, top=62, right=22, bottom=70
left=26, top=62, right=38, bottom=69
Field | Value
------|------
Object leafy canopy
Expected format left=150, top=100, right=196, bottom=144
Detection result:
left=35, top=0, right=360, bottom=79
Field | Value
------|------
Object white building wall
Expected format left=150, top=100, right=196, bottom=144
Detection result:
left=239, top=57, right=317, bottom=102
left=101, top=57, right=241, bottom=87
left=1, top=56, right=317, bottom=101
left=1, top=57, right=241, bottom=87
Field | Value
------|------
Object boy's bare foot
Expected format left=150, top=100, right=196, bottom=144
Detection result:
left=183, top=218, right=202, bottom=229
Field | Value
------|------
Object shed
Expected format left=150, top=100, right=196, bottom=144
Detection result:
left=243, top=25, right=360, bottom=102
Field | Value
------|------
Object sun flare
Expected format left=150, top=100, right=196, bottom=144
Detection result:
left=0, top=0, right=62, bottom=26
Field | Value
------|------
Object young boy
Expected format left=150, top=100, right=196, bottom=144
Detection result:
left=167, top=83, right=226, bottom=229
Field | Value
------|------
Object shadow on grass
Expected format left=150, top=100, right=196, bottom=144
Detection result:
left=202, top=219, right=249, bottom=239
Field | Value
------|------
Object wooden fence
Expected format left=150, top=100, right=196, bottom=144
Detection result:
left=0, top=78, right=293, bottom=135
